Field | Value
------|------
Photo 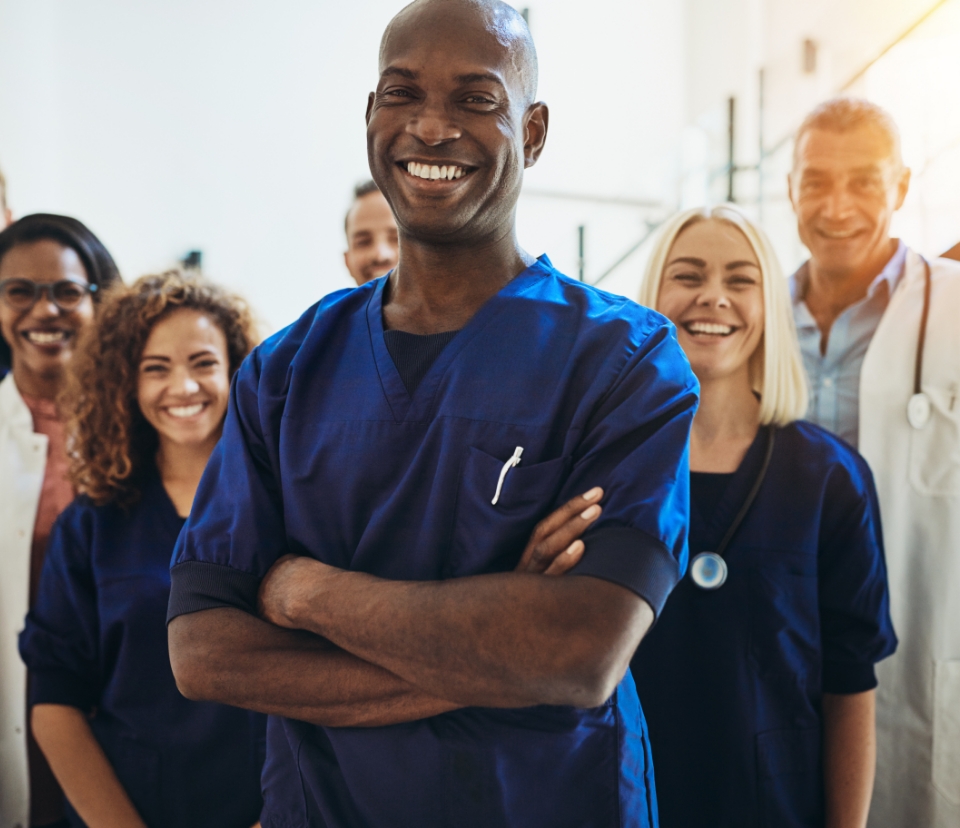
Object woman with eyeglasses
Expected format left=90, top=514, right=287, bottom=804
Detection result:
left=630, top=205, right=897, bottom=828
left=0, top=214, right=121, bottom=828
left=19, top=271, right=265, bottom=828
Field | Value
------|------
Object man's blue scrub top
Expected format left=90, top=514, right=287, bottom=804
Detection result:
left=631, top=422, right=897, bottom=828
left=167, top=255, right=699, bottom=828
left=19, top=467, right=266, bottom=828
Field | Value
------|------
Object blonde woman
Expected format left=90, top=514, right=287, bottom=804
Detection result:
left=631, top=206, right=896, bottom=828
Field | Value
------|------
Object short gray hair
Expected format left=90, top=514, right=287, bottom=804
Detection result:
left=794, top=97, right=903, bottom=168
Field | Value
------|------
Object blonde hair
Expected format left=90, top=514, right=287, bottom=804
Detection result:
left=638, top=204, right=808, bottom=426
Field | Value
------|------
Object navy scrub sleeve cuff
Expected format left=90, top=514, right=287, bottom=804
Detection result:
left=822, top=660, right=878, bottom=694
left=29, top=669, right=97, bottom=711
left=569, top=526, right=680, bottom=618
left=167, top=561, right=261, bottom=622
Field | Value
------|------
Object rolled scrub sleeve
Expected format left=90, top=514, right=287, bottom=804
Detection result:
left=817, top=452, right=898, bottom=693
left=20, top=506, right=101, bottom=712
left=168, top=347, right=288, bottom=620
left=567, top=321, right=699, bottom=619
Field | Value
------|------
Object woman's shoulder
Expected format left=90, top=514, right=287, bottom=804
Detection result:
left=50, top=477, right=172, bottom=568
left=53, top=492, right=119, bottom=536
left=55, top=479, right=156, bottom=534
left=775, top=420, right=876, bottom=491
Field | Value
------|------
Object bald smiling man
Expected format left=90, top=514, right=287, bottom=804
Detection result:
left=167, top=2, right=697, bottom=826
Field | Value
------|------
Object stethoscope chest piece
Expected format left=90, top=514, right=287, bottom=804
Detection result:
left=907, top=392, right=932, bottom=430
left=688, top=427, right=777, bottom=592
left=690, top=552, right=728, bottom=590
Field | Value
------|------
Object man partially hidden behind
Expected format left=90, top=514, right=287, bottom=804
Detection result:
left=167, top=2, right=697, bottom=825
left=788, top=97, right=960, bottom=828
left=343, top=180, right=399, bottom=286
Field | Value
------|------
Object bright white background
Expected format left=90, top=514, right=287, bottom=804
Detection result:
left=1, top=0, right=959, bottom=334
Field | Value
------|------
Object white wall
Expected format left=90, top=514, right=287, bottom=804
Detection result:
left=0, top=0, right=399, bottom=333
left=4, top=1, right=955, bottom=327
left=516, top=0, right=684, bottom=300
left=0, top=0, right=687, bottom=333
left=852, top=0, right=960, bottom=257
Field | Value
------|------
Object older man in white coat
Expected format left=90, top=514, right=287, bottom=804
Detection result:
left=788, top=97, right=960, bottom=828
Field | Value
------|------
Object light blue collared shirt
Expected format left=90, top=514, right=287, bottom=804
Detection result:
left=790, top=240, right=907, bottom=448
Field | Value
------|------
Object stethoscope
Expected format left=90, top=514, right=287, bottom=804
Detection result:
left=690, top=426, right=776, bottom=590
left=906, top=257, right=933, bottom=430
left=691, top=257, right=933, bottom=589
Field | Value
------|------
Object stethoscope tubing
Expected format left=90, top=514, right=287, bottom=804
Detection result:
left=914, top=257, right=933, bottom=397
left=905, top=256, right=934, bottom=431
left=689, top=426, right=776, bottom=589
left=694, top=254, right=932, bottom=588
left=712, top=425, right=776, bottom=561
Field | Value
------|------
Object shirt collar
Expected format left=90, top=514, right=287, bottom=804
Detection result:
left=789, top=238, right=907, bottom=310
left=870, top=239, right=907, bottom=298
left=790, top=270, right=817, bottom=330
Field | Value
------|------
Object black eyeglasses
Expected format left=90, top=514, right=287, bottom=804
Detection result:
left=0, top=278, right=98, bottom=312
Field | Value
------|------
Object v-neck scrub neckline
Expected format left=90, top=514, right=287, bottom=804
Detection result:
left=366, top=257, right=552, bottom=422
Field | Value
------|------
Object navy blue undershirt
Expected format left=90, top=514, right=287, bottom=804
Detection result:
left=383, top=329, right=460, bottom=395
left=689, top=471, right=734, bottom=524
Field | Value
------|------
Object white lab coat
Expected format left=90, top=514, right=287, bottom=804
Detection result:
left=861, top=249, right=960, bottom=828
left=0, top=372, right=46, bottom=828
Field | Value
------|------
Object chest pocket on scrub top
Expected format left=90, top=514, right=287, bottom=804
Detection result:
left=449, top=446, right=570, bottom=577
left=910, top=383, right=960, bottom=496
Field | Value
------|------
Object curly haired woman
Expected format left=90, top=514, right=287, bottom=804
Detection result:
left=18, top=271, right=265, bottom=828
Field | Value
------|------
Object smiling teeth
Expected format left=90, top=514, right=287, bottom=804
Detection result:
left=406, top=162, right=465, bottom=180
left=687, top=322, right=734, bottom=335
left=26, top=330, right=67, bottom=344
left=167, top=404, right=204, bottom=418
left=820, top=229, right=857, bottom=239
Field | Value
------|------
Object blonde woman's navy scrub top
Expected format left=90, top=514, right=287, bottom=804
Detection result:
left=166, top=256, right=699, bottom=828
left=19, top=468, right=266, bottom=828
left=631, top=422, right=897, bottom=828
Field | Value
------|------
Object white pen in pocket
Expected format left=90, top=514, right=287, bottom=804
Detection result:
left=491, top=446, right=524, bottom=505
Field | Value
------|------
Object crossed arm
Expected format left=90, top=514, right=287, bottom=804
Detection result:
left=169, top=488, right=655, bottom=726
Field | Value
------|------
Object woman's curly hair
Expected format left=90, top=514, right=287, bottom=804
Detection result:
left=61, top=270, right=259, bottom=507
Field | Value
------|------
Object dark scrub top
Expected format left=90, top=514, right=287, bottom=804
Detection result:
left=167, top=255, right=699, bottom=828
left=19, top=467, right=265, bottom=828
left=631, top=422, right=897, bottom=828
